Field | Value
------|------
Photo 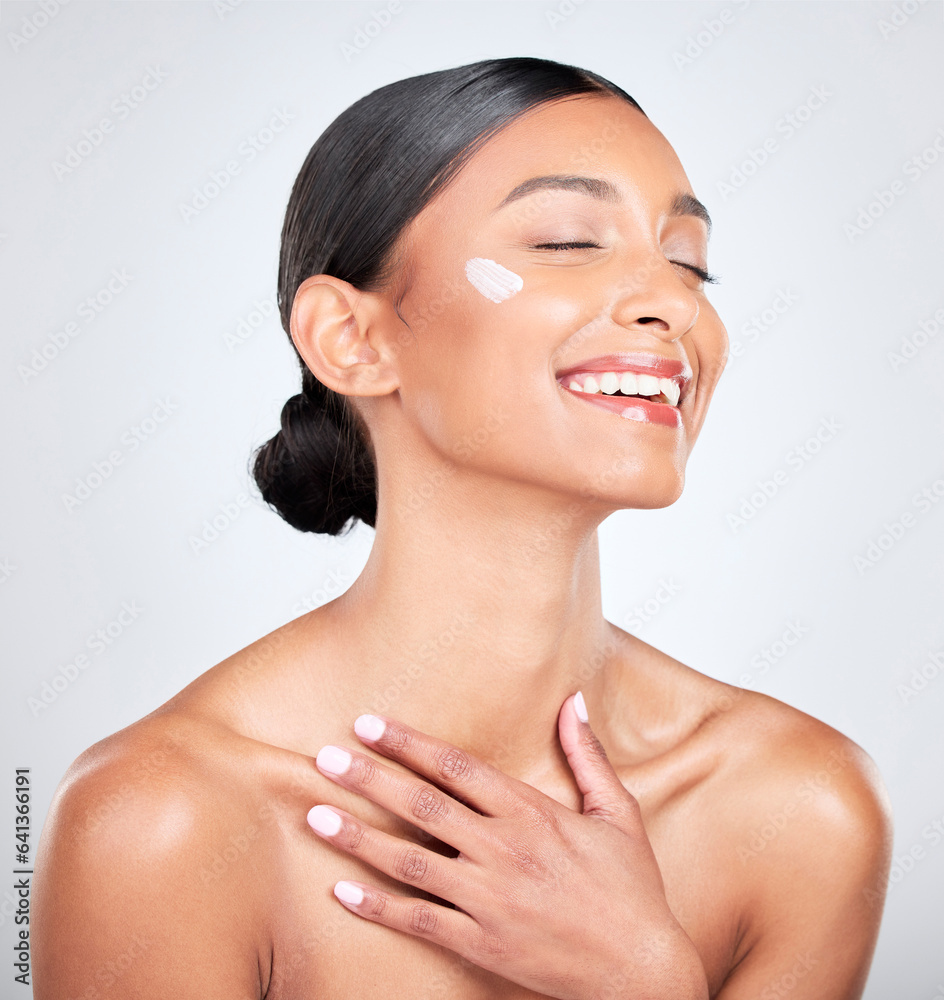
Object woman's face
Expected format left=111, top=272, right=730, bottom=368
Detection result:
left=384, top=93, right=728, bottom=513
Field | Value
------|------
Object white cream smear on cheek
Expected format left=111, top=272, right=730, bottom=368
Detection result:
left=464, top=258, right=524, bottom=303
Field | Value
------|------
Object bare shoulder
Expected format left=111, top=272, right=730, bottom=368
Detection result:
left=710, top=691, right=893, bottom=995
left=638, top=636, right=894, bottom=995
left=32, top=709, right=303, bottom=999
left=706, top=681, right=893, bottom=875
left=623, top=632, right=894, bottom=995
left=669, top=639, right=892, bottom=877
left=625, top=630, right=892, bottom=843
left=38, top=710, right=269, bottom=869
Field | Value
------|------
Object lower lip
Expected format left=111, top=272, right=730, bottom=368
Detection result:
left=562, top=386, right=682, bottom=428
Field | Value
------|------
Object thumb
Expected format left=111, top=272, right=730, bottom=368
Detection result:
left=558, top=691, right=639, bottom=829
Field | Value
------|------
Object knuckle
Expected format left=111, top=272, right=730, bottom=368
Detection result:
left=409, top=783, right=447, bottom=823
left=436, top=746, right=474, bottom=782
left=395, top=846, right=432, bottom=885
left=364, top=891, right=387, bottom=920
left=345, top=822, right=367, bottom=853
left=523, top=801, right=565, bottom=841
left=385, top=726, right=411, bottom=754
left=503, top=836, right=544, bottom=876
left=409, top=902, right=439, bottom=936
left=354, top=755, right=380, bottom=788
left=476, top=929, right=509, bottom=962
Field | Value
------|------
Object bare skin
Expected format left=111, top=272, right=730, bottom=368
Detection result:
left=32, top=95, right=893, bottom=1000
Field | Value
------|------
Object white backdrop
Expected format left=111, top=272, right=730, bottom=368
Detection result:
left=2, top=1, right=943, bottom=996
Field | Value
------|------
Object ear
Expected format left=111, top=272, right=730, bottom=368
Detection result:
left=289, top=275, right=400, bottom=398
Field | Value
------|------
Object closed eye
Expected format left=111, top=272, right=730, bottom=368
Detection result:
left=530, top=241, right=602, bottom=251
left=532, top=243, right=719, bottom=285
left=671, top=261, right=720, bottom=285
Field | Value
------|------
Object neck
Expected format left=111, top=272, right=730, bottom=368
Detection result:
left=319, top=467, right=624, bottom=782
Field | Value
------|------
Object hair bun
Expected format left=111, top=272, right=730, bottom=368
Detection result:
left=252, top=390, right=377, bottom=536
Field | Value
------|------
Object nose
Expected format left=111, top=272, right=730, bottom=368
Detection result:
left=609, top=253, right=700, bottom=342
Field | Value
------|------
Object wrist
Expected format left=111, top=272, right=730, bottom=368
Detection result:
left=589, top=924, right=708, bottom=1000
left=652, top=927, right=709, bottom=1000
left=672, top=949, right=710, bottom=1000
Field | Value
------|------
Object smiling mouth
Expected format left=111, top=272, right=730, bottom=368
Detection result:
left=559, top=370, right=681, bottom=407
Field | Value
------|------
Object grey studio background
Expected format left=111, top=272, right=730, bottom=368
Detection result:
left=2, top=0, right=943, bottom=997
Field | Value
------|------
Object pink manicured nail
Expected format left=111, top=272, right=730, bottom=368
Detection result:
left=574, top=691, right=589, bottom=723
left=354, top=714, right=386, bottom=741
left=334, top=880, right=364, bottom=905
left=307, top=805, right=342, bottom=836
left=317, top=745, right=352, bottom=774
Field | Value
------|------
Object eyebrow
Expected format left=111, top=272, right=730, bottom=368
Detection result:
left=671, top=191, right=712, bottom=236
left=493, top=174, right=712, bottom=236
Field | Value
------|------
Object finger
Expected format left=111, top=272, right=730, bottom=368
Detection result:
left=557, top=692, right=641, bottom=831
left=314, top=743, right=486, bottom=857
left=306, top=803, right=474, bottom=905
left=350, top=713, right=545, bottom=819
left=328, top=876, right=496, bottom=967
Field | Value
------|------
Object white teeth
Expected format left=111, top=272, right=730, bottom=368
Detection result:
left=599, top=371, right=620, bottom=394
left=565, top=370, right=682, bottom=406
left=659, top=377, right=680, bottom=406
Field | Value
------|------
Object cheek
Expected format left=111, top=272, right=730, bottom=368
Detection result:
left=464, top=258, right=523, bottom=304
left=693, top=305, right=730, bottom=394
left=397, top=264, right=610, bottom=460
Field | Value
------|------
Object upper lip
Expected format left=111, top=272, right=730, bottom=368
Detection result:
left=555, top=353, right=693, bottom=403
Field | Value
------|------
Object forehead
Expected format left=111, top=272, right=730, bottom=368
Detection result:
left=404, top=95, right=691, bottom=254
left=425, top=94, right=691, bottom=223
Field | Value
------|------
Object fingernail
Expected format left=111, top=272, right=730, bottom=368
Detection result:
left=334, top=880, right=364, bottom=905
left=307, top=804, right=342, bottom=836
left=354, top=714, right=386, bottom=741
left=574, top=690, right=589, bottom=723
left=317, top=745, right=352, bottom=774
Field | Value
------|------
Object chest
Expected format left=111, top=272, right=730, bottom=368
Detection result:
left=262, top=791, right=740, bottom=999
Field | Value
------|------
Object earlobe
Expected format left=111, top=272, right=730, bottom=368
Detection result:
left=289, top=275, right=399, bottom=397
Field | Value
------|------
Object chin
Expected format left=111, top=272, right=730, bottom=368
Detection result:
left=624, top=477, right=686, bottom=511
left=576, top=458, right=686, bottom=513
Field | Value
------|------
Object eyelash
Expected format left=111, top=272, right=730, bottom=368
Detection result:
left=531, top=241, right=720, bottom=285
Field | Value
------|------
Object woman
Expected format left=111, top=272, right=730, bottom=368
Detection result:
left=33, top=57, right=892, bottom=999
